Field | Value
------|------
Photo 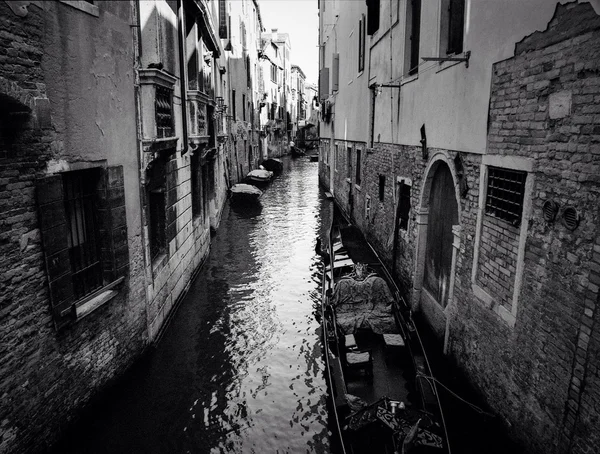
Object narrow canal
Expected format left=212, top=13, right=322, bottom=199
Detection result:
left=53, top=157, right=331, bottom=453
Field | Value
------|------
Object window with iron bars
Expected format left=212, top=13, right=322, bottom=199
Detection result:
left=63, top=169, right=103, bottom=299
left=485, top=166, right=526, bottom=226
left=155, top=86, right=174, bottom=138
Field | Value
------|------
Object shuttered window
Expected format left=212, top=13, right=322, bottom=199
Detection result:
left=218, top=0, right=228, bottom=39
left=358, top=15, right=366, bottom=73
left=146, top=158, right=167, bottom=261
left=36, top=166, right=129, bottom=329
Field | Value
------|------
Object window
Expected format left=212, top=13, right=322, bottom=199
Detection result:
left=218, top=0, right=228, bottom=38
left=335, top=144, right=339, bottom=171
left=358, top=14, right=366, bottom=73
left=191, top=153, right=202, bottom=218
left=347, top=147, right=352, bottom=179
left=231, top=89, right=236, bottom=119
left=36, top=166, right=129, bottom=329
left=147, top=159, right=167, bottom=261
left=155, top=86, right=174, bottom=138
left=271, top=64, right=277, bottom=83
left=398, top=181, right=411, bottom=230
left=379, top=175, right=385, bottom=202
left=365, top=196, right=371, bottom=220
left=356, top=148, right=362, bottom=186
left=366, top=0, right=380, bottom=35
left=242, top=94, right=246, bottom=121
left=246, top=55, right=251, bottom=88
left=63, top=170, right=103, bottom=299
left=485, top=167, right=526, bottom=226
left=186, top=13, right=199, bottom=91
left=404, top=0, right=421, bottom=76
left=441, top=0, right=465, bottom=55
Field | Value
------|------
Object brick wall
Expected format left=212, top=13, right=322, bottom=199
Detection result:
left=451, top=3, right=600, bottom=453
left=0, top=3, right=149, bottom=454
left=477, top=215, right=519, bottom=311
left=319, top=3, right=600, bottom=453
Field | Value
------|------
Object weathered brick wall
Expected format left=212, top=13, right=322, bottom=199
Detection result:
left=450, top=3, right=600, bottom=453
left=477, top=215, right=519, bottom=311
left=1, top=3, right=148, bottom=453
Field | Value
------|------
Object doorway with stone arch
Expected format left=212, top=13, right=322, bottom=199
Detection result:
left=413, top=153, right=461, bottom=342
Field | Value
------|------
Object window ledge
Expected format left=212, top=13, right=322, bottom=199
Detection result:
left=357, top=70, right=364, bottom=78
left=59, top=1, right=99, bottom=17
left=401, top=74, right=418, bottom=86
left=74, top=277, right=125, bottom=320
left=355, top=184, right=362, bottom=191
left=346, top=177, right=352, bottom=184
left=472, top=283, right=516, bottom=328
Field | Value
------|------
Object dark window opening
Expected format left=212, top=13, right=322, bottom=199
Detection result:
left=405, top=0, right=421, bottom=76
left=231, top=89, right=236, bottom=119
left=191, top=153, right=202, bottom=218
left=202, top=163, right=209, bottom=220
left=63, top=169, right=103, bottom=299
left=218, top=0, right=228, bottom=38
left=356, top=148, right=362, bottom=186
left=379, top=175, right=385, bottom=202
left=242, top=94, right=246, bottom=121
left=447, top=0, right=465, bottom=55
left=155, top=86, right=174, bottom=138
left=358, top=14, right=366, bottom=72
left=147, top=158, right=167, bottom=261
left=485, top=166, right=526, bottom=226
left=246, top=55, right=252, bottom=88
left=366, top=0, right=380, bottom=35
left=398, top=182, right=411, bottom=230
left=346, top=147, right=352, bottom=179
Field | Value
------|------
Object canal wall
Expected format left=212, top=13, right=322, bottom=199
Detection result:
left=318, top=2, right=600, bottom=453
left=0, top=2, right=148, bottom=453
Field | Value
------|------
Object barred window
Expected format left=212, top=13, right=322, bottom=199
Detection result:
left=155, top=86, right=174, bottom=138
left=485, top=166, right=526, bottom=226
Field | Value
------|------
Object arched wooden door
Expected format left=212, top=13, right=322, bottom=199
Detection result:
left=423, top=163, right=458, bottom=308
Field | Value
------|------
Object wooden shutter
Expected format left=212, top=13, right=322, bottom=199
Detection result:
left=36, top=175, right=75, bottom=329
left=101, top=166, right=129, bottom=281
left=319, top=67, right=329, bottom=100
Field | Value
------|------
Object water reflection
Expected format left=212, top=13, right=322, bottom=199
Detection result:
left=52, top=157, right=330, bottom=454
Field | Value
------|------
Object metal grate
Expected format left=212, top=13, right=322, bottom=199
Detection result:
left=63, top=170, right=103, bottom=299
left=155, top=86, right=174, bottom=138
left=485, top=166, right=526, bottom=226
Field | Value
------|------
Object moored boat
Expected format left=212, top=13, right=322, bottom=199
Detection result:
left=229, top=183, right=262, bottom=203
left=246, top=168, right=274, bottom=185
left=260, top=158, right=283, bottom=172
left=321, top=206, right=450, bottom=454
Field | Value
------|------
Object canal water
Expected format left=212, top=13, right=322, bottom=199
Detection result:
left=53, top=157, right=332, bottom=453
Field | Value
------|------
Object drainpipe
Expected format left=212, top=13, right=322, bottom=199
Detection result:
left=177, top=0, right=189, bottom=155
left=131, top=0, right=151, bottom=341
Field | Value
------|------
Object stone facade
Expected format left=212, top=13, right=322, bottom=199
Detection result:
left=0, top=2, right=147, bottom=453
left=319, top=2, right=600, bottom=453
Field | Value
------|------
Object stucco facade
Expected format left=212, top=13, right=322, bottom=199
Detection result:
left=318, top=1, right=600, bottom=453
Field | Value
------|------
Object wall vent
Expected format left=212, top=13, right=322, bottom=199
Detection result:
left=562, top=206, right=580, bottom=231
left=542, top=199, right=559, bottom=223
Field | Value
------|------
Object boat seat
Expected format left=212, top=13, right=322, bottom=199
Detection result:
left=344, top=334, right=358, bottom=351
left=383, top=333, right=406, bottom=363
left=345, top=350, right=373, bottom=378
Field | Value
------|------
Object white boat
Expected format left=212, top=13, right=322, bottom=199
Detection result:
left=229, top=183, right=262, bottom=202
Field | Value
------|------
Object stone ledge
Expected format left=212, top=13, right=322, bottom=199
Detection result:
left=74, top=277, right=125, bottom=320
left=59, top=1, right=99, bottom=17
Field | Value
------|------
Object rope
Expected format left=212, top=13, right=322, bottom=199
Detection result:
left=416, top=373, right=496, bottom=418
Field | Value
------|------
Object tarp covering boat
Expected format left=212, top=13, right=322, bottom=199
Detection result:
left=247, top=169, right=273, bottom=181
left=260, top=158, right=283, bottom=172
left=230, top=183, right=262, bottom=198
left=330, top=269, right=397, bottom=335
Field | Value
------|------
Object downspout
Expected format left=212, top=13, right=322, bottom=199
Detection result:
left=131, top=0, right=151, bottom=341
left=177, top=0, right=189, bottom=155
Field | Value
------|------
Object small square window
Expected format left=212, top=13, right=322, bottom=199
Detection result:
left=485, top=166, right=526, bottom=226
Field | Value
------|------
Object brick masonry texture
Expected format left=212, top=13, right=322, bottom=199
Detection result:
left=0, top=3, right=147, bottom=454
left=319, top=3, right=600, bottom=453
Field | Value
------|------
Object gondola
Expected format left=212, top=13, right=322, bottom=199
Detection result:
left=320, top=205, right=451, bottom=454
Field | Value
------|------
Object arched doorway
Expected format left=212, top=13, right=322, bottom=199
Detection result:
left=423, top=163, right=458, bottom=308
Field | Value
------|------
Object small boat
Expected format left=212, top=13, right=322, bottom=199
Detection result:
left=260, top=158, right=283, bottom=172
left=321, top=205, right=450, bottom=454
left=246, top=168, right=274, bottom=184
left=229, top=183, right=262, bottom=202
left=290, top=145, right=305, bottom=158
